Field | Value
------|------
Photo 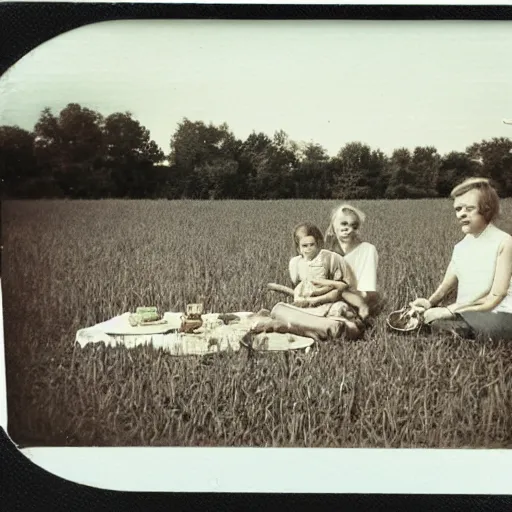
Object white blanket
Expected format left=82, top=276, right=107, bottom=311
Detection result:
left=75, top=311, right=315, bottom=355
left=75, top=312, right=253, bottom=356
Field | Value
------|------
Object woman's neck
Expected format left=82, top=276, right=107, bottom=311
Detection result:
left=338, top=236, right=361, bottom=255
left=471, top=222, right=491, bottom=239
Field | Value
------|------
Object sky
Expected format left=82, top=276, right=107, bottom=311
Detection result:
left=1, top=19, right=512, bottom=158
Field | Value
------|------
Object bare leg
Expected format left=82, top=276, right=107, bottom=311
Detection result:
left=271, top=303, right=362, bottom=341
left=249, top=303, right=365, bottom=341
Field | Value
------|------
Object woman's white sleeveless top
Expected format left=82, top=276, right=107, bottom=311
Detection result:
left=451, top=223, right=512, bottom=314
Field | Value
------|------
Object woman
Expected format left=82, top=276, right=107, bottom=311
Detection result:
left=314, top=203, right=380, bottom=315
left=411, top=177, right=512, bottom=340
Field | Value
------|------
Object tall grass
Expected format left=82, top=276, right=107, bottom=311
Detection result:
left=2, top=199, right=512, bottom=447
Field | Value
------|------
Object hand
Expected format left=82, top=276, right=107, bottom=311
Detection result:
left=293, top=298, right=311, bottom=308
left=409, top=297, right=432, bottom=312
left=423, top=307, right=455, bottom=324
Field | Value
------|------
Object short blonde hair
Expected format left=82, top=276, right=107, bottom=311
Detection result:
left=450, top=177, right=500, bottom=223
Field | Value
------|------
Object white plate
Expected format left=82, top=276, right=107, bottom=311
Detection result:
left=242, top=332, right=315, bottom=351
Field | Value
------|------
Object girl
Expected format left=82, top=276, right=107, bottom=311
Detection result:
left=268, top=222, right=369, bottom=320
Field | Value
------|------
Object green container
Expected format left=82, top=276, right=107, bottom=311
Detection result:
left=136, top=307, right=158, bottom=315
left=141, top=313, right=159, bottom=322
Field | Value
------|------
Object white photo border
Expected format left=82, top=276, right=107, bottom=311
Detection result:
left=1, top=0, right=512, bottom=495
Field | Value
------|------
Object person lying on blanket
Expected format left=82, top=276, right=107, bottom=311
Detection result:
left=267, top=222, right=369, bottom=321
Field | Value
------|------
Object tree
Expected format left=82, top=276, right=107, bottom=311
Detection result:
left=31, top=104, right=165, bottom=198
left=368, top=149, right=389, bottom=199
left=384, top=148, right=420, bottom=198
left=34, top=103, right=106, bottom=197
left=437, top=151, right=475, bottom=197
left=333, top=142, right=377, bottom=199
left=238, top=130, right=298, bottom=199
left=104, top=112, right=164, bottom=164
left=169, top=119, right=241, bottom=198
left=293, top=141, right=333, bottom=198
left=103, top=112, right=165, bottom=197
left=268, top=130, right=299, bottom=198
left=194, top=159, right=240, bottom=199
left=0, top=126, right=38, bottom=197
left=238, top=132, right=273, bottom=199
left=298, top=141, right=329, bottom=163
left=466, top=137, right=512, bottom=196
left=410, top=146, right=441, bottom=197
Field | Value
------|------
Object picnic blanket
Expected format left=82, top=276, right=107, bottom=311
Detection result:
left=75, top=311, right=315, bottom=355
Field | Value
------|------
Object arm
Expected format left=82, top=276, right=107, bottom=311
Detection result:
left=455, top=237, right=512, bottom=313
left=292, top=279, right=349, bottom=307
left=413, top=259, right=459, bottom=323
left=267, top=283, right=295, bottom=296
left=427, top=261, right=458, bottom=307
left=329, top=252, right=357, bottom=300
left=288, top=257, right=300, bottom=287
left=355, top=244, right=379, bottom=294
left=309, top=284, right=337, bottom=297
left=267, top=257, right=300, bottom=296
left=309, top=277, right=350, bottom=292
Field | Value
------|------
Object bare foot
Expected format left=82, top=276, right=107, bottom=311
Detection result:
left=249, top=317, right=273, bottom=333
left=340, top=319, right=363, bottom=340
left=358, top=304, right=370, bottom=321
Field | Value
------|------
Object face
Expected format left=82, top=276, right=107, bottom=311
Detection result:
left=298, top=235, right=320, bottom=260
left=334, top=212, right=359, bottom=240
left=453, top=188, right=488, bottom=235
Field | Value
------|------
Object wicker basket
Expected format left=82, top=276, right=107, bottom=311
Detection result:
left=386, top=306, right=423, bottom=332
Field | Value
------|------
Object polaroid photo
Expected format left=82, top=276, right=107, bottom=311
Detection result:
left=1, top=1, right=512, bottom=494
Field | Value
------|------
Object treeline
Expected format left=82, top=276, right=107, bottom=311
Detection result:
left=1, top=103, right=512, bottom=199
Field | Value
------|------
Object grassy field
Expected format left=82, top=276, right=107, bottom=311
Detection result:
left=2, top=198, right=512, bottom=448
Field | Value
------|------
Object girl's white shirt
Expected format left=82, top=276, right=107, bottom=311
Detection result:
left=451, top=223, right=512, bottom=314
left=342, top=242, right=379, bottom=292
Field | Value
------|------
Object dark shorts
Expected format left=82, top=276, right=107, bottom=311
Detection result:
left=430, top=312, right=512, bottom=341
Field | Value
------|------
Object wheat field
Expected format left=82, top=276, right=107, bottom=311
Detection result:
left=2, top=199, right=512, bottom=448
